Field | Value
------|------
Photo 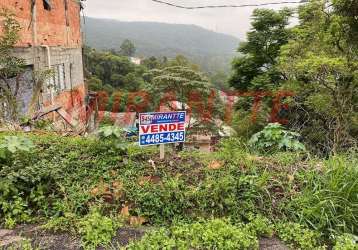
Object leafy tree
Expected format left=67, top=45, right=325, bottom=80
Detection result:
left=279, top=0, right=358, bottom=154
left=147, top=66, right=224, bottom=135
left=119, top=39, right=136, bottom=57
left=141, top=56, right=161, bottom=70
left=209, top=71, right=230, bottom=91
left=228, top=8, right=293, bottom=140
left=87, top=76, right=103, bottom=92
left=229, top=8, right=293, bottom=91
left=166, top=55, right=200, bottom=71
left=228, top=1, right=357, bottom=154
left=332, top=0, right=358, bottom=51
left=85, top=47, right=150, bottom=113
left=0, top=9, right=24, bottom=120
left=85, top=48, right=146, bottom=91
left=122, top=72, right=145, bottom=92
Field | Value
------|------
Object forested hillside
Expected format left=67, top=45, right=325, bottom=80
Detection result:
left=82, top=17, right=240, bottom=73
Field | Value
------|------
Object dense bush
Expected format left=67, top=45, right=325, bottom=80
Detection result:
left=0, top=132, right=155, bottom=227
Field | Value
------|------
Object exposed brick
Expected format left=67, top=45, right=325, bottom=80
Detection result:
left=0, top=0, right=86, bottom=125
left=1, top=0, right=82, bottom=48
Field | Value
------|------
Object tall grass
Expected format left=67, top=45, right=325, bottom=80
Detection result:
left=286, top=154, right=358, bottom=236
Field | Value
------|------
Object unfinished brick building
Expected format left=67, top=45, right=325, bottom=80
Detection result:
left=0, top=0, right=86, bottom=125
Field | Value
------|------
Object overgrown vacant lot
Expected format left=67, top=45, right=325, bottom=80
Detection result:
left=0, top=132, right=357, bottom=249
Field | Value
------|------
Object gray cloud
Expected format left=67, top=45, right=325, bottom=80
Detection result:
left=83, top=0, right=302, bottom=38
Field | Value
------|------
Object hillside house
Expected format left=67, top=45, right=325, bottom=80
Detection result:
left=130, top=57, right=141, bottom=65
left=0, top=0, right=86, bottom=124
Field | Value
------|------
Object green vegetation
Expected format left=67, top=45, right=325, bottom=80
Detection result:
left=249, top=123, right=306, bottom=153
left=83, top=17, right=239, bottom=73
left=145, top=65, right=224, bottom=134
left=0, top=132, right=356, bottom=248
left=229, top=8, right=293, bottom=91
left=119, top=39, right=136, bottom=57
left=275, top=222, right=324, bottom=249
left=0, top=9, right=25, bottom=120
left=287, top=155, right=358, bottom=236
left=0, top=135, right=34, bottom=158
left=278, top=0, right=358, bottom=155
left=85, top=47, right=147, bottom=94
left=78, top=208, right=119, bottom=250
left=97, top=125, right=125, bottom=139
left=7, top=239, right=39, bottom=250
left=333, top=234, right=358, bottom=250
left=84, top=47, right=227, bottom=125
left=230, top=0, right=358, bottom=155
left=127, top=219, right=259, bottom=250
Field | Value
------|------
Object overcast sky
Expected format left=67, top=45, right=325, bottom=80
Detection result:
left=83, top=0, right=303, bottom=39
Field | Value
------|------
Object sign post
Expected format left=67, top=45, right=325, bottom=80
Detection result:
left=159, top=144, right=165, bottom=159
left=138, top=111, right=186, bottom=159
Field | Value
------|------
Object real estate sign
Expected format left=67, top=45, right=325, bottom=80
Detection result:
left=139, top=111, right=186, bottom=146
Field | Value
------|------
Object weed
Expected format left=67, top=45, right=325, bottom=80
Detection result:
left=1, top=195, right=31, bottom=228
left=286, top=155, right=358, bottom=236
left=126, top=176, right=190, bottom=223
left=0, top=136, right=34, bottom=164
left=78, top=208, right=118, bottom=250
left=333, top=234, right=358, bottom=250
left=42, top=200, right=78, bottom=233
left=249, top=123, right=306, bottom=153
left=244, top=214, right=274, bottom=237
left=6, top=239, right=39, bottom=250
left=275, top=222, right=324, bottom=249
left=126, top=219, right=259, bottom=250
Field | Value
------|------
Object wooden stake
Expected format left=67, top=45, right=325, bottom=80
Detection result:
left=160, top=144, right=165, bottom=159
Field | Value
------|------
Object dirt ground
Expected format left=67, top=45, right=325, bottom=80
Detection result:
left=1, top=225, right=289, bottom=250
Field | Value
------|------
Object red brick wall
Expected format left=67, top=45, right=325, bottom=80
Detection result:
left=1, top=0, right=81, bottom=48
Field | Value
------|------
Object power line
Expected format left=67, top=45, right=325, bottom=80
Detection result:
left=151, top=0, right=308, bottom=9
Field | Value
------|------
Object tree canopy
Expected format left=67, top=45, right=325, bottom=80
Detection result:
left=229, top=0, right=358, bottom=154
left=279, top=0, right=358, bottom=153
left=119, top=39, right=136, bottom=57
left=229, top=8, right=293, bottom=91
left=0, top=9, right=24, bottom=120
left=146, top=66, right=224, bottom=134
left=85, top=47, right=146, bottom=93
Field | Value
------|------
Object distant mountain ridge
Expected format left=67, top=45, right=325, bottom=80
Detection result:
left=82, top=17, right=240, bottom=73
